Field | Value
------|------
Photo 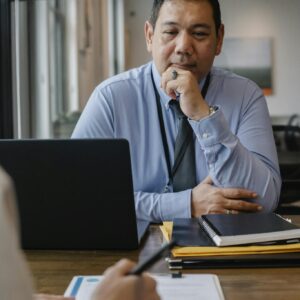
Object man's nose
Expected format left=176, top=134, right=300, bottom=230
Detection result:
left=175, top=31, right=193, bottom=56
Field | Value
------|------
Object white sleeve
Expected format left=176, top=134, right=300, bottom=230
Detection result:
left=0, top=167, right=34, bottom=300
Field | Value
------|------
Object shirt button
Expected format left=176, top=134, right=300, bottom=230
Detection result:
left=202, top=132, right=209, bottom=139
left=209, top=164, right=213, bottom=169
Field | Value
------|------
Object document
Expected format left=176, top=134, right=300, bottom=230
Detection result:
left=64, top=274, right=225, bottom=300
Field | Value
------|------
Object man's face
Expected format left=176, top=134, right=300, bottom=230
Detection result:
left=145, top=0, right=224, bottom=81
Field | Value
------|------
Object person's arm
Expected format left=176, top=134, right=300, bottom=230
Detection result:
left=91, top=259, right=160, bottom=300
left=72, top=87, right=114, bottom=139
left=189, top=84, right=281, bottom=215
left=71, top=86, right=194, bottom=222
left=0, top=167, right=34, bottom=300
left=33, top=259, right=160, bottom=300
left=134, top=190, right=192, bottom=222
left=72, top=83, right=266, bottom=222
left=161, top=67, right=280, bottom=215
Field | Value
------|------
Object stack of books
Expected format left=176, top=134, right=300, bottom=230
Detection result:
left=160, top=213, right=300, bottom=269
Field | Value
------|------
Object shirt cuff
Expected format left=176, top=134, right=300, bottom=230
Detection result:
left=189, top=107, right=235, bottom=148
left=160, top=189, right=192, bottom=221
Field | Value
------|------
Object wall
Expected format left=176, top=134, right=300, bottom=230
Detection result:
left=124, top=0, right=152, bottom=69
left=124, top=0, right=300, bottom=117
left=220, top=0, right=300, bottom=117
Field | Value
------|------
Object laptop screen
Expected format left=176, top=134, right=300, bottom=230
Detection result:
left=0, top=139, right=147, bottom=250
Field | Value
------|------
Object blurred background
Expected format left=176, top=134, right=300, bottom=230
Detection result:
left=1, top=0, right=300, bottom=212
left=0, top=0, right=299, bottom=140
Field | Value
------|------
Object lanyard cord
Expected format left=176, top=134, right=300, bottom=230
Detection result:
left=151, top=70, right=211, bottom=187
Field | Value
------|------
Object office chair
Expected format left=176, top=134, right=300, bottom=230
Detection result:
left=273, top=115, right=300, bottom=214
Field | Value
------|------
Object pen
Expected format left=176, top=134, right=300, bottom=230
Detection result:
left=128, top=240, right=176, bottom=276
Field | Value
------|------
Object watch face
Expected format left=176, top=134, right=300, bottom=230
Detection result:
left=209, top=106, right=218, bottom=115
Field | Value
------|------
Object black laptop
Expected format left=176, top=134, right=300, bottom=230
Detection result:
left=0, top=139, right=149, bottom=250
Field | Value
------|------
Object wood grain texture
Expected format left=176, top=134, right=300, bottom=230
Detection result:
left=26, top=216, right=300, bottom=299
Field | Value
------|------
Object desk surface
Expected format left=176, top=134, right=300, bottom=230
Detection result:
left=26, top=215, right=300, bottom=300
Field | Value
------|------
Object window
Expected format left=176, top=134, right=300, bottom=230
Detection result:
left=10, top=0, right=125, bottom=138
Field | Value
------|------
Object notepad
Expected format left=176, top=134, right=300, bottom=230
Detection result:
left=64, top=274, right=225, bottom=300
left=199, top=213, right=300, bottom=247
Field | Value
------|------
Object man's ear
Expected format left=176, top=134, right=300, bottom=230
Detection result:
left=215, top=24, right=224, bottom=56
left=144, top=21, right=154, bottom=53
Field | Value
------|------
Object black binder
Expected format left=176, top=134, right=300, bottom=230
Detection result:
left=167, top=253, right=300, bottom=269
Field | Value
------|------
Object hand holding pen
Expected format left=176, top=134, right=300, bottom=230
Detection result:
left=128, top=240, right=176, bottom=275
left=91, top=241, right=176, bottom=300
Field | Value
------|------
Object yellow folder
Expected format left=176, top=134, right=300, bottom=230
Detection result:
left=160, top=222, right=300, bottom=257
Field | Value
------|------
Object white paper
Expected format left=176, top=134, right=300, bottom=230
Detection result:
left=64, top=274, right=225, bottom=300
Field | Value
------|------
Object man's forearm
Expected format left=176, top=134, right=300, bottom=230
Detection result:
left=190, top=108, right=281, bottom=211
left=134, top=190, right=192, bottom=222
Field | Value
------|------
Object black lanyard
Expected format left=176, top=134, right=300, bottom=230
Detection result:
left=151, top=70, right=211, bottom=188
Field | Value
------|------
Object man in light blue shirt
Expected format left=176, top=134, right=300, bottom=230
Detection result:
left=72, top=0, right=281, bottom=222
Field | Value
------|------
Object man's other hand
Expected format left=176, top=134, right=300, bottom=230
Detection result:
left=191, top=176, right=262, bottom=216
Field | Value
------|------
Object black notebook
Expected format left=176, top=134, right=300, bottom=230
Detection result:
left=198, top=213, right=300, bottom=247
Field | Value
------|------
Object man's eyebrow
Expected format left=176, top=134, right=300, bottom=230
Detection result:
left=161, top=21, right=211, bottom=30
left=192, top=24, right=211, bottom=30
left=161, top=21, right=179, bottom=26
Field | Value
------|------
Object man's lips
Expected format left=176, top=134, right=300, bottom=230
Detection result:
left=171, top=63, right=197, bottom=70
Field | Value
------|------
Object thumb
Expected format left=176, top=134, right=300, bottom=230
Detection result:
left=202, top=176, right=213, bottom=185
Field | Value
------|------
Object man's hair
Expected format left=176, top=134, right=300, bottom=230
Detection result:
left=149, top=0, right=221, bottom=34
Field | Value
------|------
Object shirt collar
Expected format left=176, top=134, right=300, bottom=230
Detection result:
left=151, top=62, right=210, bottom=109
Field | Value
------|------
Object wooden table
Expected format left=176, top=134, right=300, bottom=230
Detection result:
left=26, top=216, right=300, bottom=300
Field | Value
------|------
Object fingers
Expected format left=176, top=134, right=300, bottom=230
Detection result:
left=141, top=273, right=157, bottom=292
left=215, top=188, right=262, bottom=213
left=224, top=199, right=262, bottom=212
left=161, top=67, right=207, bottom=121
left=221, top=187, right=257, bottom=200
left=161, top=68, right=180, bottom=90
left=139, top=275, right=161, bottom=300
left=203, top=201, right=261, bottom=216
left=162, top=72, right=180, bottom=99
left=221, top=187, right=262, bottom=212
left=95, top=260, right=160, bottom=300
left=146, top=292, right=161, bottom=300
left=208, top=197, right=262, bottom=215
left=223, top=209, right=239, bottom=215
left=103, top=259, right=136, bottom=277
left=161, top=67, right=189, bottom=99
left=192, top=181, right=263, bottom=216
